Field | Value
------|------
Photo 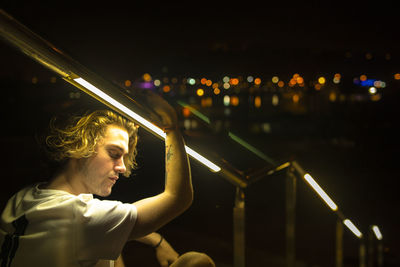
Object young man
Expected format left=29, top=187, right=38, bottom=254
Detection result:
left=0, top=92, right=215, bottom=267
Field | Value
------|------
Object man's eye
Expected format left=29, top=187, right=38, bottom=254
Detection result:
left=109, top=151, right=121, bottom=159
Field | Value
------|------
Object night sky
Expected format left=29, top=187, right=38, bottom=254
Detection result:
left=1, top=1, right=399, bottom=266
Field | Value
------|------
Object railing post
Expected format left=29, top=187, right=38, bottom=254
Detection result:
left=286, top=165, right=296, bottom=267
left=368, top=226, right=374, bottom=267
left=360, top=241, right=367, bottom=267
left=377, top=240, right=383, bottom=267
left=336, top=218, right=343, bottom=267
left=233, top=187, right=245, bottom=267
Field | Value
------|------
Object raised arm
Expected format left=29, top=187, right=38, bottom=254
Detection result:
left=129, top=91, right=193, bottom=239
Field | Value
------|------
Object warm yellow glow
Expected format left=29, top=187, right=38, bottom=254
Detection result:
left=318, top=77, right=326, bottom=84
left=163, top=85, right=171, bottom=93
left=292, top=94, right=299, bottom=103
left=272, top=94, right=279, bottom=106
left=230, top=78, right=239, bottom=85
left=343, top=219, right=363, bottom=238
left=196, top=88, right=204, bottom=96
left=277, top=81, right=284, bottom=88
left=182, top=107, right=190, bottom=117
left=272, top=76, right=279, bottom=83
left=201, top=97, right=212, bottom=107
left=296, top=77, right=304, bottom=84
left=329, top=92, right=337, bottom=102
left=254, top=96, right=261, bottom=108
left=205, top=80, right=212, bottom=87
left=372, top=225, right=383, bottom=240
left=142, top=73, right=152, bottom=82
left=223, top=82, right=230, bottom=89
left=303, top=173, right=338, bottom=211
left=213, top=88, right=220, bottom=95
left=73, top=77, right=221, bottom=172
left=124, top=80, right=132, bottom=87
left=212, top=83, right=219, bottom=89
left=231, top=96, right=239, bottom=106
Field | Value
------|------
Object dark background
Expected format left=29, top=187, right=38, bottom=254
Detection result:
left=1, top=1, right=399, bottom=266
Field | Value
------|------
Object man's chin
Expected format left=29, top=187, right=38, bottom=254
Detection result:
left=95, top=188, right=112, bottom=197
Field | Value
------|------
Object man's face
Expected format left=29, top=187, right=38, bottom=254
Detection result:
left=79, top=125, right=129, bottom=196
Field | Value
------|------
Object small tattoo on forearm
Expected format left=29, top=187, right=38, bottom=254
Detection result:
left=166, top=145, right=173, bottom=161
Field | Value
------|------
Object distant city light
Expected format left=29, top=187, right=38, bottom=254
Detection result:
left=213, top=88, right=221, bottom=95
left=254, top=78, right=261, bottom=85
left=360, top=74, right=367, bottom=81
left=394, top=73, right=400, bottom=80
left=272, top=94, right=279, bottom=106
left=277, top=81, right=284, bottom=88
left=223, top=76, right=230, bottom=83
left=196, top=88, right=204, bottom=96
left=142, top=73, right=152, bottom=82
left=163, top=85, right=171, bottom=93
left=292, top=94, right=300, bottom=103
left=223, top=95, right=230, bottom=106
left=187, top=78, right=196, bottom=85
left=154, top=79, right=161, bottom=86
left=329, top=92, right=337, bottom=102
left=182, top=107, right=190, bottom=117
left=368, top=87, right=377, bottom=94
left=200, top=78, right=207, bottom=85
left=223, top=82, right=230, bottom=89
left=318, top=77, right=326, bottom=84
left=124, top=80, right=132, bottom=87
left=230, top=78, right=239, bottom=85
left=231, top=95, right=239, bottom=106
left=271, top=76, right=279, bottom=83
left=247, top=76, right=254, bottom=83
left=254, top=96, right=261, bottom=108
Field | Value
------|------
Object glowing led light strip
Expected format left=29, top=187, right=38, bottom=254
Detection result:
left=73, top=77, right=221, bottom=172
left=343, top=219, right=363, bottom=238
left=303, top=173, right=338, bottom=211
left=372, top=225, right=383, bottom=240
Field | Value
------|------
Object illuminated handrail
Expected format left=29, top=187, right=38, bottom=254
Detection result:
left=1, top=9, right=252, bottom=180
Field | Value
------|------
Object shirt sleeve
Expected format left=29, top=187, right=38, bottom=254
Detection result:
left=74, top=198, right=137, bottom=261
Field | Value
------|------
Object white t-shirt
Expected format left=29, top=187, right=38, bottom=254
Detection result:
left=0, top=183, right=137, bottom=267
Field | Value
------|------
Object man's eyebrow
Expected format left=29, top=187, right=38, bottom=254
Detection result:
left=106, top=144, right=128, bottom=155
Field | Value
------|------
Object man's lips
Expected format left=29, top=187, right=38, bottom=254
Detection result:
left=109, top=176, right=119, bottom=184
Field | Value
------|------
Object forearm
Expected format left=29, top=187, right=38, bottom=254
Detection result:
left=135, top=232, right=163, bottom=247
left=164, top=129, right=193, bottom=206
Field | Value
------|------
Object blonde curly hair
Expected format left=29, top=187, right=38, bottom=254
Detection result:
left=45, top=110, right=139, bottom=177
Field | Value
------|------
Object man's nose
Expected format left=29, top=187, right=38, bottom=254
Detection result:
left=115, top=159, right=126, bottom=174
